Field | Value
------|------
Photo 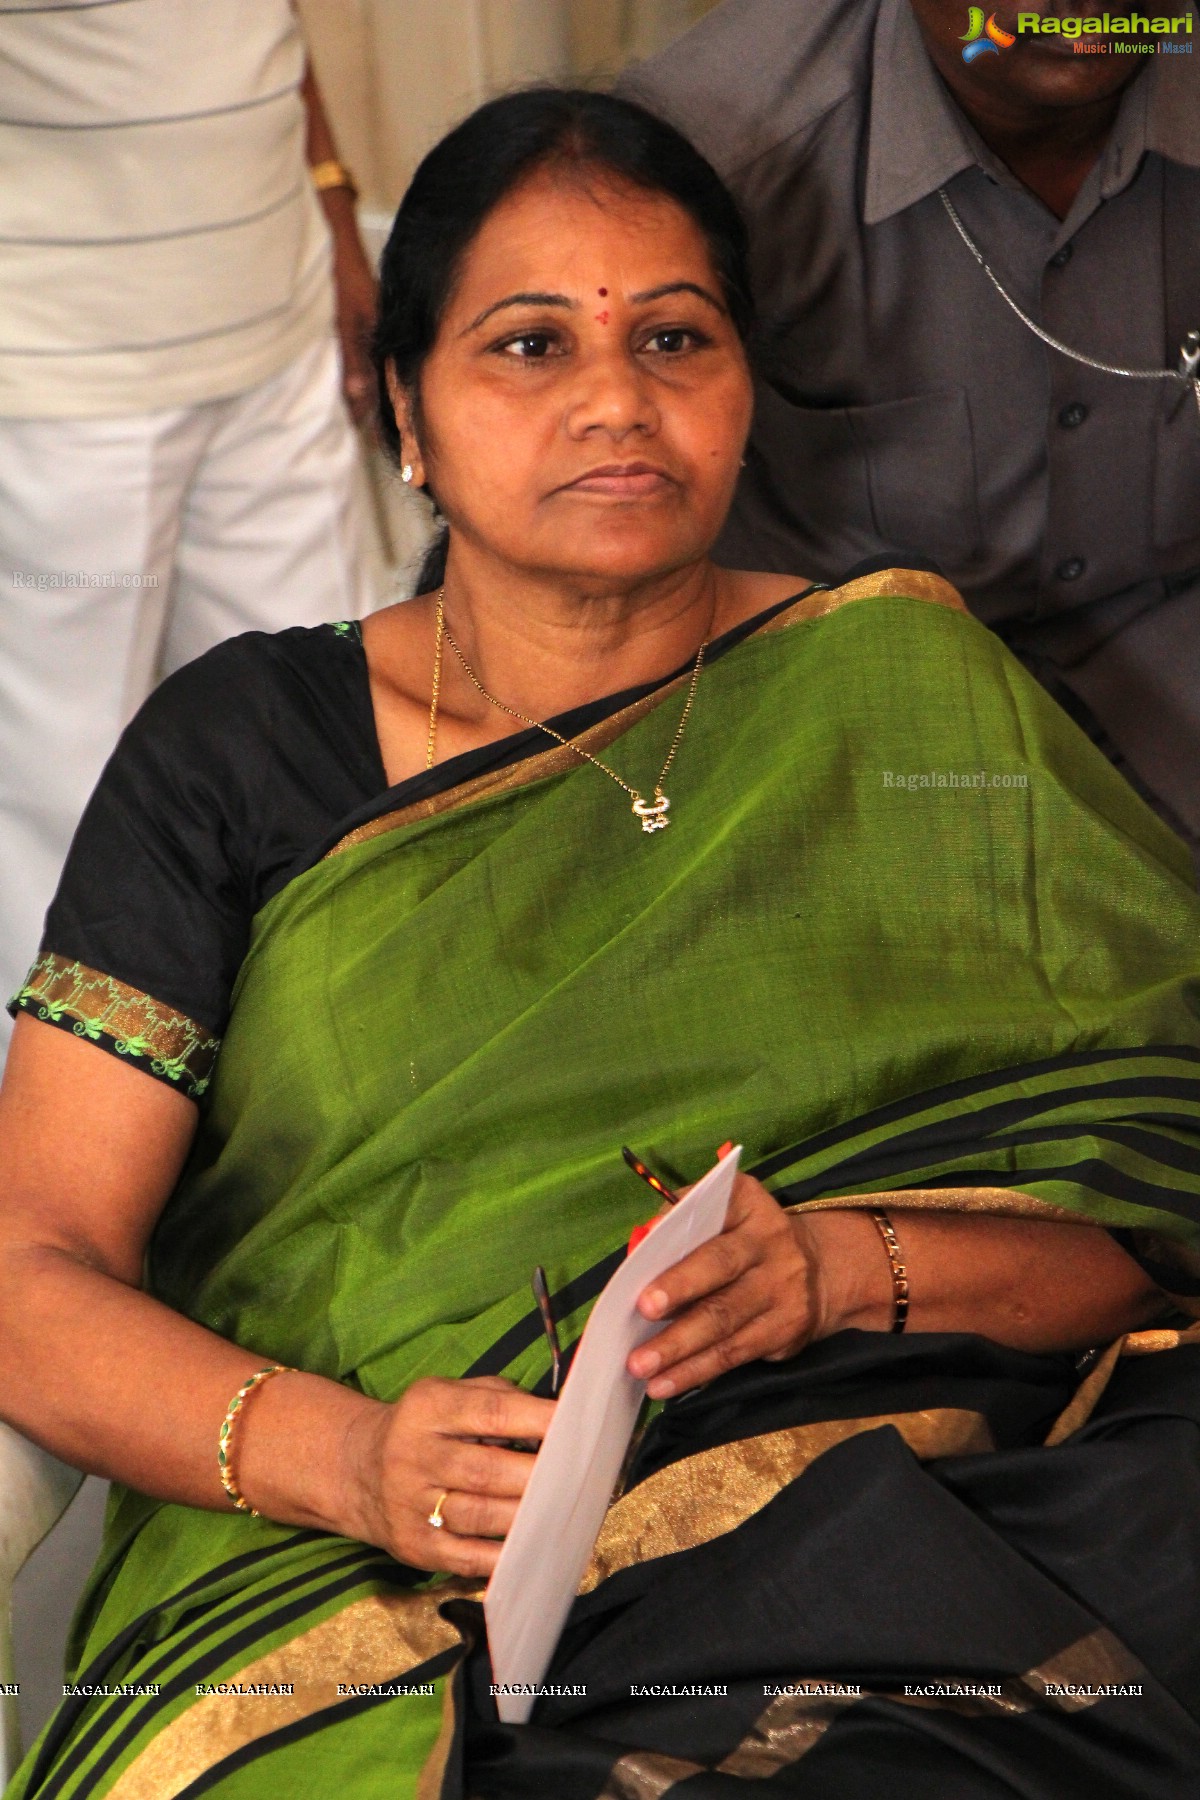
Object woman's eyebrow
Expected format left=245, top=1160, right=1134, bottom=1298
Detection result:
left=464, top=292, right=576, bottom=334
left=629, top=280, right=727, bottom=314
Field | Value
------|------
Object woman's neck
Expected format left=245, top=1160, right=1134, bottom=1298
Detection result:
left=436, top=555, right=727, bottom=723
left=362, top=558, right=807, bottom=789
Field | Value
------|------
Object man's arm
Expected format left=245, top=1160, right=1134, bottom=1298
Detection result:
left=300, top=60, right=377, bottom=425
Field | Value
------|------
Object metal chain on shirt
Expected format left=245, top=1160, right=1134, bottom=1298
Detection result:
left=938, top=188, right=1200, bottom=416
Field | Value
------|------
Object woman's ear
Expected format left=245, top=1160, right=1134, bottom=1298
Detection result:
left=385, top=365, right=426, bottom=488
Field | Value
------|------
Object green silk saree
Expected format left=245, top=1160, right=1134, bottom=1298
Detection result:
left=11, top=572, right=1200, bottom=1800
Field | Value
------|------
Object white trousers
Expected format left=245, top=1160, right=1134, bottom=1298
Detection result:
left=0, top=335, right=384, bottom=1058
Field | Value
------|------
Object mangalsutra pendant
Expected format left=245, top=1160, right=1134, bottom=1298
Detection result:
left=632, top=794, right=671, bottom=833
left=433, top=591, right=707, bottom=841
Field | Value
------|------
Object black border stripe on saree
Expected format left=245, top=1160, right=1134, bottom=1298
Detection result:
left=29, top=1552, right=416, bottom=1800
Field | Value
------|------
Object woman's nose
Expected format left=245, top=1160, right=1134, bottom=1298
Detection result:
left=564, top=345, right=660, bottom=440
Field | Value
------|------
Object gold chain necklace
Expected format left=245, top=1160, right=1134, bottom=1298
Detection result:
left=425, top=590, right=708, bottom=833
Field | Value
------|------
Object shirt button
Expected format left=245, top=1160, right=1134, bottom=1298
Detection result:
left=1056, top=557, right=1086, bottom=582
left=1059, top=402, right=1089, bottom=429
left=1049, top=243, right=1074, bottom=268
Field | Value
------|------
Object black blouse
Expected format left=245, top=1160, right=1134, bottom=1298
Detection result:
left=8, top=622, right=385, bottom=1096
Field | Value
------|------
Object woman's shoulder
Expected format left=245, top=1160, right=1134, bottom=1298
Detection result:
left=132, top=621, right=371, bottom=766
left=103, top=619, right=385, bottom=919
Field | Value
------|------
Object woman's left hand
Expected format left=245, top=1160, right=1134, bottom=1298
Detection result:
left=627, top=1172, right=828, bottom=1399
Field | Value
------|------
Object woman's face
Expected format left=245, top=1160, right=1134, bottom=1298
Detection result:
left=396, top=165, right=754, bottom=594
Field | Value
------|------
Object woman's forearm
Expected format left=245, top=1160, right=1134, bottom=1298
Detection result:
left=0, top=1022, right=379, bottom=1533
left=804, top=1206, right=1165, bottom=1352
left=0, top=1242, right=381, bottom=1535
left=633, top=1174, right=1166, bottom=1398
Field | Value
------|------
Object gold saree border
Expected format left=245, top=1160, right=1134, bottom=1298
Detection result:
left=323, top=569, right=968, bottom=858
left=789, top=1186, right=1084, bottom=1223
left=1044, top=1319, right=1200, bottom=1445
left=579, top=1407, right=994, bottom=1596
left=103, top=1580, right=482, bottom=1800
left=600, top=1748, right=706, bottom=1798
left=756, top=566, right=967, bottom=628
left=10, top=953, right=220, bottom=1099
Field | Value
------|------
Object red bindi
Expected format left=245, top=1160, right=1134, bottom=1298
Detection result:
left=598, top=287, right=608, bottom=296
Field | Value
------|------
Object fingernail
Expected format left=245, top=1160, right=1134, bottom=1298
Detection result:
left=631, top=1348, right=660, bottom=1377
left=647, top=1376, right=676, bottom=1399
left=642, top=1288, right=669, bottom=1318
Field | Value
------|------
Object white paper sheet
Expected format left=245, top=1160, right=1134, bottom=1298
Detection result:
left=484, top=1147, right=742, bottom=1723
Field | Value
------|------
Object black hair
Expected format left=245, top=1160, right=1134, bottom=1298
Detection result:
left=371, top=87, right=755, bottom=592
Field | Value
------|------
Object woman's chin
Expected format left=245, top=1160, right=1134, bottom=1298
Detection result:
left=511, top=524, right=715, bottom=592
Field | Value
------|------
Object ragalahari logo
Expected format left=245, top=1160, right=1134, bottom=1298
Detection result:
left=961, top=7, right=1018, bottom=56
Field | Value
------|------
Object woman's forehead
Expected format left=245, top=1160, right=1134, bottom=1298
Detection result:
left=447, top=168, right=716, bottom=313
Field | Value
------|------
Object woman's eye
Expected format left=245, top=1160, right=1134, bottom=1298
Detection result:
left=498, top=332, right=559, bottom=359
left=643, top=327, right=703, bottom=355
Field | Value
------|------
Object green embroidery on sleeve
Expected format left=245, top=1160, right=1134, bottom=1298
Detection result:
left=9, top=955, right=221, bottom=1099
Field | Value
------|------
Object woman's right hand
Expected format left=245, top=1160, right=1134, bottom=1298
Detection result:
left=342, top=1375, right=556, bottom=1576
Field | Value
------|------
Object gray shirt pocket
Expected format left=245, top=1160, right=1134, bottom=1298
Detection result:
left=751, top=381, right=983, bottom=567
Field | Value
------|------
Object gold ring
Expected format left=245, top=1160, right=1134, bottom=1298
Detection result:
left=427, top=1490, right=450, bottom=1531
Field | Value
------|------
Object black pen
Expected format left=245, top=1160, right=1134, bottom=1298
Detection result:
left=531, top=1265, right=563, bottom=1398
left=621, top=1146, right=681, bottom=1208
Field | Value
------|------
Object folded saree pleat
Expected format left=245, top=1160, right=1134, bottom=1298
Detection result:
left=11, top=575, right=1200, bottom=1800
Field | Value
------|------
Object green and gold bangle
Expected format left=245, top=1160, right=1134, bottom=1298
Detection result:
left=217, top=1364, right=292, bottom=1515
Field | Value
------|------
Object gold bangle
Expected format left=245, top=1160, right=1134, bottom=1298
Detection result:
left=217, top=1364, right=293, bottom=1515
left=309, top=158, right=358, bottom=200
left=870, top=1211, right=910, bottom=1334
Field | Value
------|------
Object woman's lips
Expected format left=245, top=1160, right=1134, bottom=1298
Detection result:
left=558, top=463, right=676, bottom=498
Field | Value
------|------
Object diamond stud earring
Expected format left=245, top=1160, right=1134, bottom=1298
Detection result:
left=401, top=463, right=414, bottom=484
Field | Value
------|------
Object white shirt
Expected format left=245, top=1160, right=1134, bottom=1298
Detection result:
left=0, top=0, right=333, bottom=417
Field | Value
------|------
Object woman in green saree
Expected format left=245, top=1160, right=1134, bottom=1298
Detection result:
left=3, top=88, right=1200, bottom=1800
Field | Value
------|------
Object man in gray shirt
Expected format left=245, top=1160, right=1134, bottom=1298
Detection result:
left=623, top=0, right=1200, bottom=859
